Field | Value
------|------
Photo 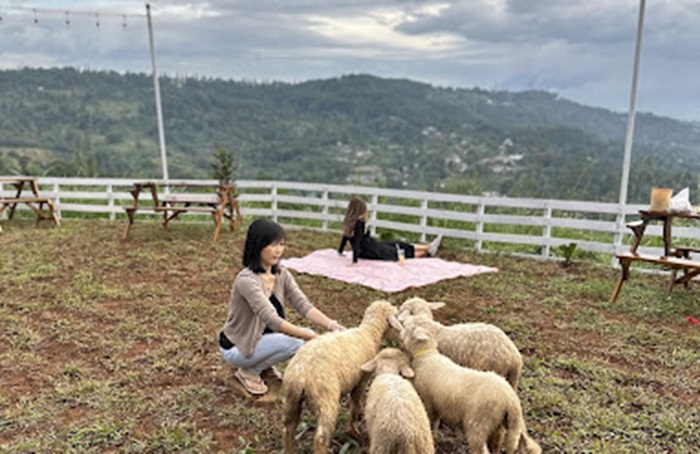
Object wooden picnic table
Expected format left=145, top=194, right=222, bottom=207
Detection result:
left=122, top=181, right=242, bottom=241
left=0, top=176, right=60, bottom=226
left=610, top=210, right=700, bottom=303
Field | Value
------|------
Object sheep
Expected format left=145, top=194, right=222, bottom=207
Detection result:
left=397, top=297, right=523, bottom=389
left=399, top=318, right=541, bottom=454
left=360, top=348, right=434, bottom=454
left=283, top=300, right=399, bottom=454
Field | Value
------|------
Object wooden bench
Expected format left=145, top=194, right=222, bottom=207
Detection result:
left=610, top=251, right=700, bottom=303
left=122, top=181, right=241, bottom=241
left=672, top=246, right=700, bottom=258
left=0, top=195, right=60, bottom=227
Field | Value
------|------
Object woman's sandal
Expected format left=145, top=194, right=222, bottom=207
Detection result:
left=234, top=369, right=268, bottom=396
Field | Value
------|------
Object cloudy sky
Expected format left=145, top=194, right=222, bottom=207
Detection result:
left=1, top=0, right=698, bottom=121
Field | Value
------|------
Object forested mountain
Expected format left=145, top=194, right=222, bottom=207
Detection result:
left=1, top=67, right=698, bottom=202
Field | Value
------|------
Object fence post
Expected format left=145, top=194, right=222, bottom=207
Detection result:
left=321, top=189, right=329, bottom=231
left=370, top=193, right=378, bottom=237
left=475, top=199, right=485, bottom=252
left=612, top=204, right=626, bottom=267
left=420, top=198, right=428, bottom=242
left=53, top=182, right=62, bottom=220
left=271, top=184, right=278, bottom=222
left=107, top=184, right=115, bottom=221
left=542, top=204, right=552, bottom=258
left=0, top=182, right=5, bottom=220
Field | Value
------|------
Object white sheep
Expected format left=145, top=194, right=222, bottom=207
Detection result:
left=360, top=348, right=435, bottom=454
left=399, top=318, right=541, bottom=454
left=283, top=300, right=399, bottom=454
left=397, top=297, right=523, bottom=389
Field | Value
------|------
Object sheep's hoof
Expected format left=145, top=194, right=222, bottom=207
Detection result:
left=347, top=425, right=366, bottom=445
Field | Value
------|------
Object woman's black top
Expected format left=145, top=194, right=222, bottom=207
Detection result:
left=338, top=220, right=414, bottom=263
left=262, top=294, right=286, bottom=334
left=219, top=294, right=286, bottom=350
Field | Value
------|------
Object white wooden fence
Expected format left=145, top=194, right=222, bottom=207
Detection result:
left=3, top=177, right=698, bottom=261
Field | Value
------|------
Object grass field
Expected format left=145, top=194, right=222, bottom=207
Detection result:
left=0, top=219, right=698, bottom=453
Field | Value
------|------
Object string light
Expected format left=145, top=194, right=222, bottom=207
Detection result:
left=0, top=6, right=144, bottom=28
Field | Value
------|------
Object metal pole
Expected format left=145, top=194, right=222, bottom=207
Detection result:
left=619, top=0, right=646, bottom=207
left=146, top=3, right=169, bottom=183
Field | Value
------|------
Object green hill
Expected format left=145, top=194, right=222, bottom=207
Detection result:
left=0, top=68, right=697, bottom=202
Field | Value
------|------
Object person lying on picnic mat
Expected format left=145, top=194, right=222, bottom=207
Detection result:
left=338, top=197, right=442, bottom=264
left=219, top=218, right=346, bottom=396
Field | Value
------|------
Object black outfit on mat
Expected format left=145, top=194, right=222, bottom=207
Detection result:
left=338, top=219, right=415, bottom=263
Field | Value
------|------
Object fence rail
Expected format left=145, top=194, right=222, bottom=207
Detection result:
left=3, top=177, right=697, bottom=261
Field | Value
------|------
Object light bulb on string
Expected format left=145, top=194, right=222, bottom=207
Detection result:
left=95, top=12, right=100, bottom=28
left=65, top=11, right=70, bottom=27
left=33, top=8, right=38, bottom=25
left=122, top=14, right=127, bottom=29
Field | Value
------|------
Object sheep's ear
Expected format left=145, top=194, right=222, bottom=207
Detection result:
left=360, top=360, right=377, bottom=373
left=428, top=302, right=446, bottom=311
left=388, top=314, right=403, bottom=330
left=400, top=365, right=415, bottom=378
left=414, top=327, right=430, bottom=342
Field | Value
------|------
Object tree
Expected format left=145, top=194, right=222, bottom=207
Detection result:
left=210, top=143, right=236, bottom=184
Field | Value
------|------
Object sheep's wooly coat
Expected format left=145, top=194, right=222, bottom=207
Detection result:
left=398, top=297, right=523, bottom=388
left=401, top=319, right=541, bottom=454
left=283, top=300, right=398, bottom=454
left=361, top=348, right=434, bottom=454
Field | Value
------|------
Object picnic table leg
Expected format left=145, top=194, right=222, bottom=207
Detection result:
left=162, top=204, right=170, bottom=230
left=629, top=221, right=648, bottom=254
left=7, top=201, right=18, bottom=220
left=681, top=250, right=691, bottom=288
left=22, top=201, right=49, bottom=226
left=213, top=209, right=223, bottom=241
left=225, top=191, right=242, bottom=232
left=123, top=209, right=135, bottom=239
left=36, top=201, right=53, bottom=226
left=233, top=201, right=242, bottom=231
left=7, top=183, right=23, bottom=220
left=34, top=202, right=42, bottom=226
left=47, top=199, right=61, bottom=227
left=662, top=217, right=672, bottom=257
left=674, top=269, right=700, bottom=289
left=609, top=258, right=631, bottom=303
left=225, top=207, right=239, bottom=232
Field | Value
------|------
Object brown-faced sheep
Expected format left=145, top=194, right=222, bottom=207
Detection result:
left=400, top=318, right=541, bottom=454
left=360, top=348, right=434, bottom=454
left=283, top=300, right=399, bottom=454
left=397, top=297, right=522, bottom=389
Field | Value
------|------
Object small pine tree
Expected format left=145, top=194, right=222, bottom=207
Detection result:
left=211, top=144, right=236, bottom=184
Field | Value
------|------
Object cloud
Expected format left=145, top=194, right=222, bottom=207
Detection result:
left=0, top=0, right=698, bottom=120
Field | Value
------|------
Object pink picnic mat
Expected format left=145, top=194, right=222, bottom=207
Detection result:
left=281, top=249, right=498, bottom=293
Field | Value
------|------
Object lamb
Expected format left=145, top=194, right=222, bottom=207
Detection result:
left=360, top=348, right=434, bottom=454
left=399, top=318, right=541, bottom=454
left=283, top=300, right=399, bottom=454
left=397, top=297, right=523, bottom=389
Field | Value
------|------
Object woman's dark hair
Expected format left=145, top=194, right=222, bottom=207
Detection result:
left=342, top=197, right=368, bottom=237
left=243, top=218, right=286, bottom=273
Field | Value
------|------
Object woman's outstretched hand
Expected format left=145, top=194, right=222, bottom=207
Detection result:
left=328, top=320, right=347, bottom=332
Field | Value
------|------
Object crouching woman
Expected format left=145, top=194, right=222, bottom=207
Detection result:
left=219, top=218, right=345, bottom=396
